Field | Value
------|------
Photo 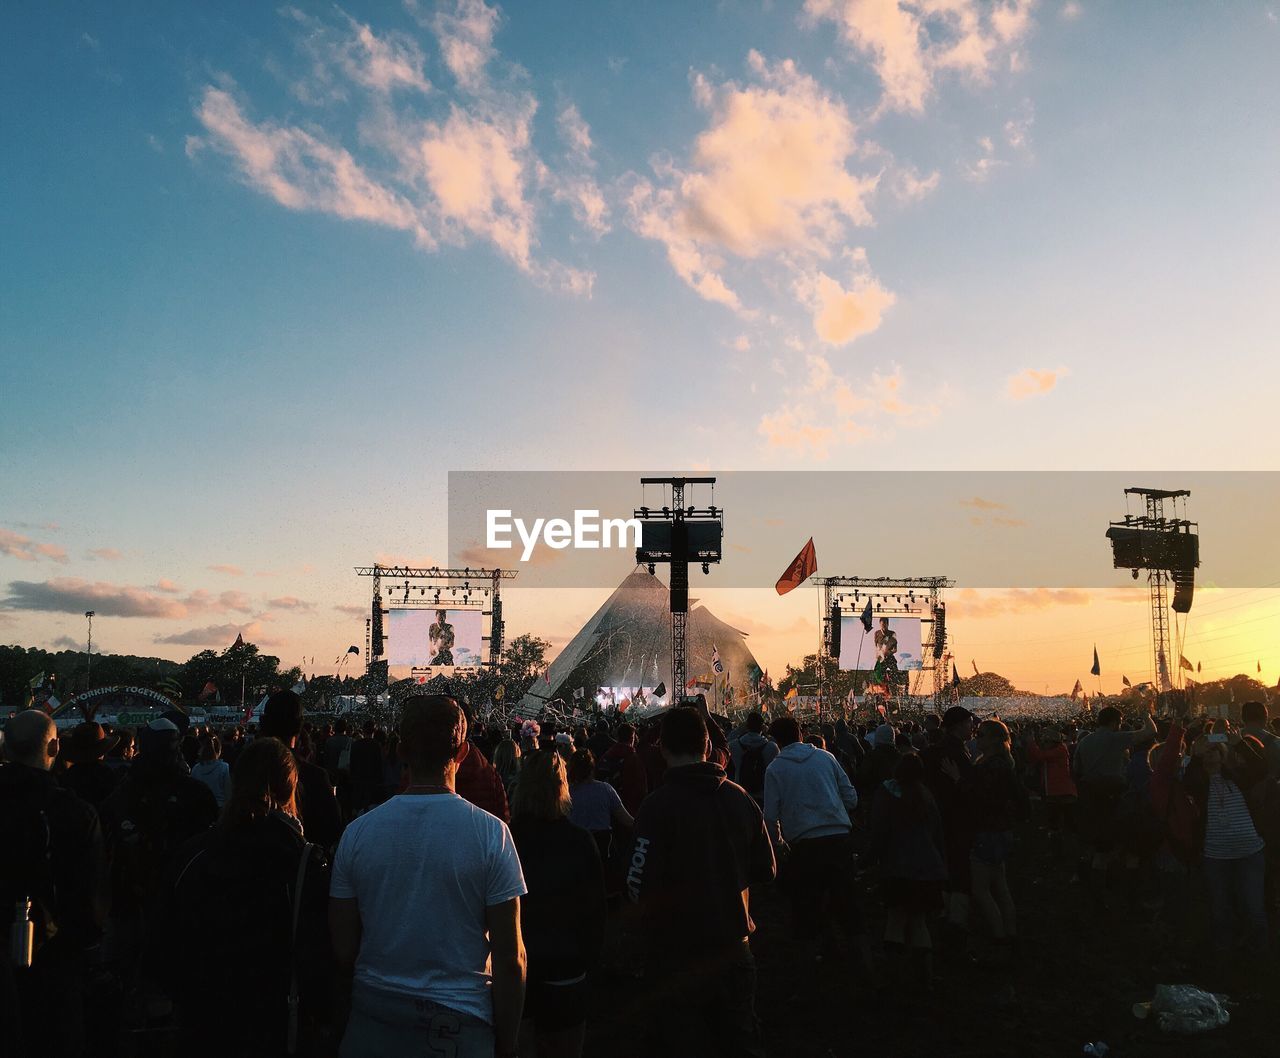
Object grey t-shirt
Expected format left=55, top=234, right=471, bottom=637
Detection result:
left=1073, top=728, right=1144, bottom=783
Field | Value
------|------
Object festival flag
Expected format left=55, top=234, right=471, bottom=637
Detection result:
left=494, top=683, right=505, bottom=701
left=775, top=538, right=817, bottom=595
left=1070, top=679, right=1083, bottom=700
left=685, top=676, right=698, bottom=690
left=860, top=597, right=874, bottom=632
left=1179, top=655, right=1194, bottom=672
left=231, top=633, right=245, bottom=649
left=1122, top=674, right=1132, bottom=688
left=573, top=687, right=585, bottom=700
left=1197, top=661, right=1201, bottom=673
left=346, top=645, right=360, bottom=655
left=785, top=686, right=798, bottom=701
left=1091, top=646, right=1100, bottom=677
left=1258, top=661, right=1263, bottom=674
left=197, top=680, right=219, bottom=702
left=971, top=659, right=980, bottom=677
left=952, top=662, right=961, bottom=688
left=712, top=645, right=724, bottom=675
left=653, top=681, right=666, bottom=699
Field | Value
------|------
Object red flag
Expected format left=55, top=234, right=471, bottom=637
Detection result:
left=775, top=538, right=817, bottom=595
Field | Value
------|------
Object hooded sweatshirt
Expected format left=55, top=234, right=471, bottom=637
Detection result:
left=627, top=762, right=775, bottom=958
left=763, top=742, right=859, bottom=844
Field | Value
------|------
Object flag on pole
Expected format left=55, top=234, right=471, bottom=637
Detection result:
left=1197, top=661, right=1201, bottom=673
left=712, top=645, right=724, bottom=675
left=1070, top=679, right=1083, bottom=700
left=785, top=686, right=798, bottom=701
left=685, top=676, right=698, bottom=690
left=775, top=538, right=817, bottom=595
left=347, top=645, right=360, bottom=655
left=860, top=597, right=873, bottom=632
left=971, top=659, right=980, bottom=677
left=1258, top=661, right=1262, bottom=673
left=573, top=687, right=585, bottom=700
left=1122, top=674, right=1131, bottom=688
left=951, top=663, right=961, bottom=688
left=653, top=681, right=666, bottom=699
left=231, top=633, right=245, bottom=649
left=1091, top=646, right=1100, bottom=677
left=1179, top=655, right=1193, bottom=672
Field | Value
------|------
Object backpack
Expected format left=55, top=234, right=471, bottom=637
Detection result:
left=737, top=744, right=768, bottom=795
left=108, top=781, right=191, bottom=917
left=0, top=802, right=57, bottom=965
left=596, top=752, right=625, bottom=791
left=1116, top=785, right=1168, bottom=856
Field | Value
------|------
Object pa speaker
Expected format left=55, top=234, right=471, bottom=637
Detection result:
left=1171, top=571, right=1194, bottom=614
left=829, top=605, right=841, bottom=658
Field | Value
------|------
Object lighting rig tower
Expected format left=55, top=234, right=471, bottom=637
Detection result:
left=354, top=564, right=519, bottom=686
left=1106, top=488, right=1198, bottom=694
left=634, top=477, right=723, bottom=701
left=816, top=576, right=953, bottom=702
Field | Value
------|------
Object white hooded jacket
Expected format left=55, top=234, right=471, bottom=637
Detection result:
left=763, top=741, right=858, bottom=843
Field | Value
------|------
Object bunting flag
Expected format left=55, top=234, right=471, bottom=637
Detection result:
left=1179, top=655, right=1194, bottom=672
left=494, top=683, right=505, bottom=701
left=775, top=538, right=817, bottom=595
left=712, top=645, right=724, bottom=675
left=1091, top=646, right=1101, bottom=677
left=1070, top=679, right=1083, bottom=700
left=860, top=597, right=874, bottom=632
left=1122, top=674, right=1132, bottom=688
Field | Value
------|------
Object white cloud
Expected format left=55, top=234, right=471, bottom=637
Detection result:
left=891, top=165, right=941, bottom=202
left=427, top=0, right=501, bottom=93
left=804, top=0, right=1037, bottom=114
left=1006, top=366, right=1067, bottom=399
left=1061, top=2, right=1083, bottom=20
left=549, top=103, right=609, bottom=235
left=0, top=529, right=68, bottom=564
left=794, top=263, right=895, bottom=346
left=190, top=7, right=596, bottom=295
left=732, top=334, right=752, bottom=352
left=758, top=356, right=936, bottom=457
left=626, top=52, right=878, bottom=313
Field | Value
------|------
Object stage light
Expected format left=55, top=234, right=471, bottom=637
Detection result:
left=662, top=507, right=670, bottom=516
left=702, top=562, right=709, bottom=574
left=647, top=563, right=656, bottom=575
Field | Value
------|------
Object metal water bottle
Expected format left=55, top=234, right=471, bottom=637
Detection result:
left=9, top=899, right=33, bottom=969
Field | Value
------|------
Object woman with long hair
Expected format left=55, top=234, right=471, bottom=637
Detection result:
left=866, top=751, right=947, bottom=988
left=155, top=737, right=332, bottom=1057
left=959, top=719, right=1026, bottom=965
left=491, top=736, right=522, bottom=798
left=509, top=750, right=606, bottom=1058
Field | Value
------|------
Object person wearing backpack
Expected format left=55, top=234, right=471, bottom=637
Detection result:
left=152, top=737, right=332, bottom=1058
left=597, top=723, right=647, bottom=817
left=99, top=717, right=217, bottom=971
left=729, top=712, right=778, bottom=804
left=0, top=710, right=107, bottom=1058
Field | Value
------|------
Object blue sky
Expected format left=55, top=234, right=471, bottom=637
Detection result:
left=2, top=1, right=1279, bottom=687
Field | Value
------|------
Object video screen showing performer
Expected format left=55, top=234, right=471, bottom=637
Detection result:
left=429, top=609, right=455, bottom=666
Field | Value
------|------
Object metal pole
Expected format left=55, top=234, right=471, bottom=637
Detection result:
left=85, top=611, right=95, bottom=691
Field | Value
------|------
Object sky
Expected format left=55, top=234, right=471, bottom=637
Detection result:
left=2, top=0, right=1279, bottom=693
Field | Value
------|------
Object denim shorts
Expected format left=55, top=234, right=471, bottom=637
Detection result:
left=340, top=984, right=493, bottom=1058
left=971, top=830, right=1015, bottom=866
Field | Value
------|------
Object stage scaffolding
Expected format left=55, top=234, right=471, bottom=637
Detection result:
left=816, top=575, right=954, bottom=705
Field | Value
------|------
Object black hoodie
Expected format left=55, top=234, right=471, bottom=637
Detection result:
left=627, top=762, right=775, bottom=958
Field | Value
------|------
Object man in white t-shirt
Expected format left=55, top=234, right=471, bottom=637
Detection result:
left=330, top=695, right=527, bottom=1058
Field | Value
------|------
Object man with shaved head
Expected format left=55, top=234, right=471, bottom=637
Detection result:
left=1, top=711, right=106, bottom=1058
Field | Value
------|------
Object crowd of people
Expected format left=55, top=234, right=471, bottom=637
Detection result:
left=4, top=689, right=1280, bottom=1057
